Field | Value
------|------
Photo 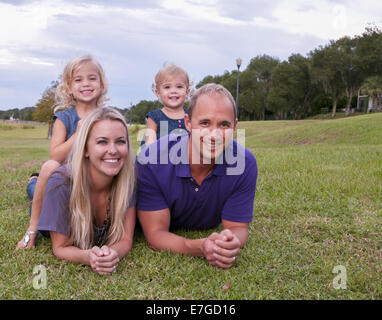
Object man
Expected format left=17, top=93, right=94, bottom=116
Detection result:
left=136, top=83, right=257, bottom=269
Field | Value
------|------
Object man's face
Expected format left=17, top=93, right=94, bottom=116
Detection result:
left=185, top=93, right=237, bottom=164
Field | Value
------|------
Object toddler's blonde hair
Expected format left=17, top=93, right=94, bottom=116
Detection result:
left=152, top=63, right=191, bottom=93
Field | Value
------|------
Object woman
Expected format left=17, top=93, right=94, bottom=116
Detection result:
left=37, top=107, right=136, bottom=275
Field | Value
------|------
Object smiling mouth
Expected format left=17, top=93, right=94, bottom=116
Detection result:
left=80, top=89, right=94, bottom=95
left=103, top=159, right=119, bottom=164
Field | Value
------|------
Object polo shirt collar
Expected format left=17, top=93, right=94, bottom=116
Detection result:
left=174, top=135, right=228, bottom=178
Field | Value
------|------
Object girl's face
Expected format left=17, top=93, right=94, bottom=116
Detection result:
left=155, top=74, right=190, bottom=109
left=70, top=61, right=103, bottom=106
left=85, top=119, right=129, bottom=182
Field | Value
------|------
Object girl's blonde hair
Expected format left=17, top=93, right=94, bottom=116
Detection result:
left=55, top=55, right=108, bottom=112
left=152, top=63, right=191, bottom=92
left=67, top=107, right=135, bottom=250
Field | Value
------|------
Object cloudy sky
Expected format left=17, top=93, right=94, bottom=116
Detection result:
left=0, top=0, right=381, bottom=111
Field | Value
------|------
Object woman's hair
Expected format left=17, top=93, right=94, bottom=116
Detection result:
left=55, top=55, right=108, bottom=111
left=188, top=83, right=237, bottom=121
left=67, top=107, right=135, bottom=250
left=152, top=62, right=191, bottom=92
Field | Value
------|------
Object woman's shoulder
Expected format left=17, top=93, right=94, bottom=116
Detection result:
left=49, top=165, right=71, bottom=185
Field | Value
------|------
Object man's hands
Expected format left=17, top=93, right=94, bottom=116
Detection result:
left=202, top=229, right=241, bottom=269
left=89, top=245, right=120, bottom=275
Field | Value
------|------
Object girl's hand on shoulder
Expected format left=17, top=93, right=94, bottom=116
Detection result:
left=75, top=119, right=83, bottom=133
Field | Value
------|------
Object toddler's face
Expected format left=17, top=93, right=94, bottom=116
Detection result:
left=70, top=61, right=103, bottom=106
left=155, top=74, right=189, bottom=109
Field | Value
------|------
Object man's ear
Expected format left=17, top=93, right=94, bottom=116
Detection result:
left=184, top=114, right=191, bottom=132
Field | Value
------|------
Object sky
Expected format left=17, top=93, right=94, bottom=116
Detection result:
left=0, top=0, right=382, bottom=111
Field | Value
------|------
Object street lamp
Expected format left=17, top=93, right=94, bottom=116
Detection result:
left=235, top=57, right=242, bottom=119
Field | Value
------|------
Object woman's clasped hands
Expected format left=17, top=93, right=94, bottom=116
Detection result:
left=89, top=245, right=120, bottom=275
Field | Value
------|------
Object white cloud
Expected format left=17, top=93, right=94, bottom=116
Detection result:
left=252, top=0, right=382, bottom=40
left=1, top=0, right=382, bottom=110
left=162, top=0, right=245, bottom=25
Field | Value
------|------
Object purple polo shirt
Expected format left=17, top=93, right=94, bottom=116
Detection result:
left=136, top=134, right=258, bottom=230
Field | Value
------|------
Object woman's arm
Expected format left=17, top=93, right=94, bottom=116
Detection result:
left=50, top=206, right=136, bottom=274
left=109, top=206, right=136, bottom=258
left=50, top=231, right=91, bottom=265
left=87, top=206, right=136, bottom=275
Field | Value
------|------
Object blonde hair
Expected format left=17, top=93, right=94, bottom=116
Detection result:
left=67, top=107, right=135, bottom=250
left=152, top=63, right=191, bottom=92
left=55, top=55, right=108, bottom=112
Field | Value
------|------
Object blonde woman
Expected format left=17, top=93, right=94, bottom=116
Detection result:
left=37, top=107, right=136, bottom=275
left=18, top=54, right=108, bottom=249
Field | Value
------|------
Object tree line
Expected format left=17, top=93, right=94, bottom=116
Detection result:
left=197, top=25, right=382, bottom=120
left=2, top=26, right=381, bottom=124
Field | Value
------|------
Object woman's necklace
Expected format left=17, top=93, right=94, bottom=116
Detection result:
left=97, top=196, right=111, bottom=247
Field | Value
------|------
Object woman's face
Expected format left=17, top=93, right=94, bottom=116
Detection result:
left=85, top=119, right=129, bottom=181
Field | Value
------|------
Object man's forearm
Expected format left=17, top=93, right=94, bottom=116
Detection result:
left=227, top=226, right=248, bottom=247
left=147, top=229, right=206, bottom=257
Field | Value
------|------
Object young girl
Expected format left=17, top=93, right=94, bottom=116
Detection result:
left=143, top=63, right=191, bottom=146
left=37, top=107, right=136, bottom=275
left=17, top=55, right=108, bottom=249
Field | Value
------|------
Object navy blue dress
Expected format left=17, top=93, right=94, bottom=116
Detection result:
left=140, top=109, right=188, bottom=146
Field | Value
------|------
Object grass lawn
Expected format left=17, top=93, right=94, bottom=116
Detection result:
left=0, top=114, right=381, bottom=300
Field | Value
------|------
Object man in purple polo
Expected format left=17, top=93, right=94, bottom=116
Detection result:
left=136, top=83, right=257, bottom=269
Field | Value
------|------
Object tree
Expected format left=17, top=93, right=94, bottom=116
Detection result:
left=33, top=80, right=59, bottom=138
left=125, top=100, right=161, bottom=124
left=310, top=42, right=345, bottom=117
left=266, top=61, right=307, bottom=119
left=246, top=55, right=279, bottom=120
left=335, top=36, right=364, bottom=115
left=355, top=25, right=382, bottom=78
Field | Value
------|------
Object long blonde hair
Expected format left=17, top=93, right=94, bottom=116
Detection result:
left=55, top=55, right=108, bottom=112
left=67, top=107, right=135, bottom=249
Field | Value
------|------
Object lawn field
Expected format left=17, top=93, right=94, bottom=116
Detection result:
left=0, top=114, right=381, bottom=300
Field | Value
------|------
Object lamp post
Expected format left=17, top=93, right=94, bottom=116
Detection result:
left=235, top=57, right=242, bottom=118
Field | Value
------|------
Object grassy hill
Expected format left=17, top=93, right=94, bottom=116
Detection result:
left=0, top=114, right=381, bottom=299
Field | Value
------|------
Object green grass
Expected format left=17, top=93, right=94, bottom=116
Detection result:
left=1, top=114, right=381, bottom=299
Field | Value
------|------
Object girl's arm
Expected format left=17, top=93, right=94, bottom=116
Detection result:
left=144, top=117, right=158, bottom=146
left=49, top=119, right=82, bottom=163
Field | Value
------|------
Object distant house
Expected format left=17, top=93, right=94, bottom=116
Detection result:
left=357, top=92, right=382, bottom=113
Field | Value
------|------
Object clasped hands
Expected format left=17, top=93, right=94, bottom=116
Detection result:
left=89, top=245, right=119, bottom=275
left=202, top=229, right=241, bottom=269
